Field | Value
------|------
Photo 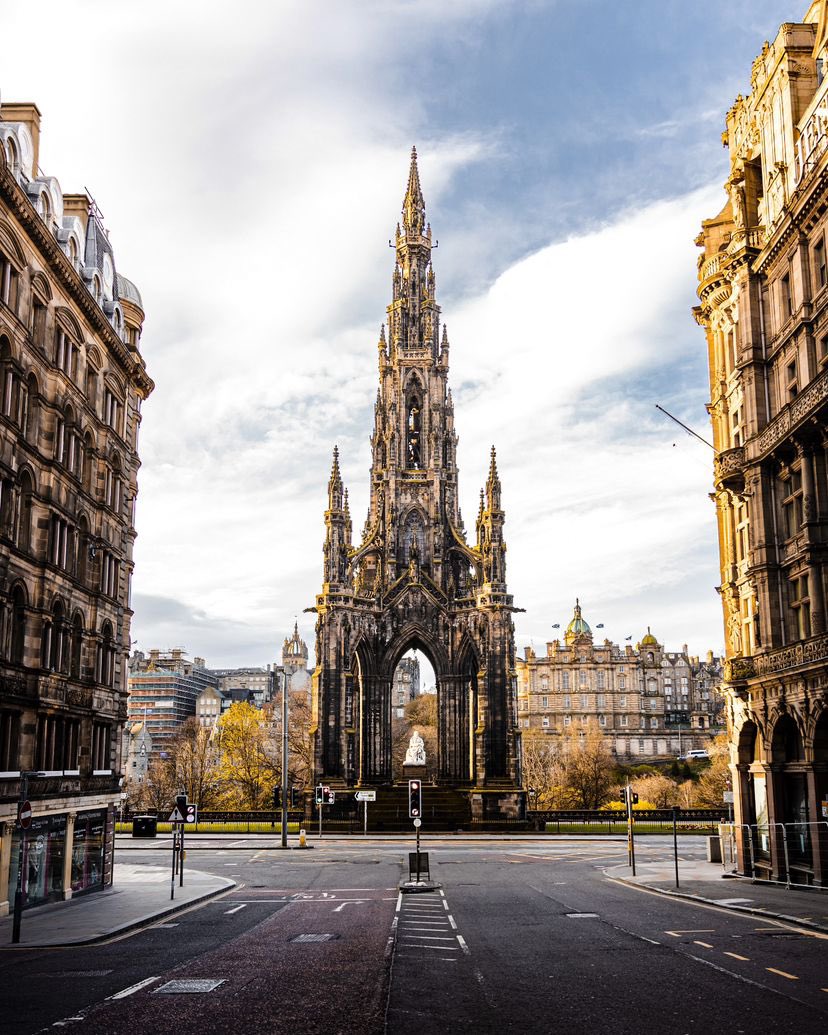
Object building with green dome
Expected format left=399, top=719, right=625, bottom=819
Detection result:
left=516, top=602, right=723, bottom=761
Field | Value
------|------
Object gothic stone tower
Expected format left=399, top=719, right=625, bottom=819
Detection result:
left=310, top=150, right=522, bottom=817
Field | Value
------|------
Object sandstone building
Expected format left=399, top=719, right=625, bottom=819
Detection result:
left=515, top=602, right=723, bottom=761
left=311, top=150, right=522, bottom=819
left=0, top=102, right=153, bottom=912
left=695, top=1, right=828, bottom=884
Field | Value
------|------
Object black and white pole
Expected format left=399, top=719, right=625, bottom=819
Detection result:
left=11, top=771, right=39, bottom=944
left=626, top=781, right=636, bottom=877
left=672, top=807, right=680, bottom=888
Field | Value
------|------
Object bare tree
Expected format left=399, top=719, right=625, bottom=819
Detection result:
left=556, top=722, right=617, bottom=809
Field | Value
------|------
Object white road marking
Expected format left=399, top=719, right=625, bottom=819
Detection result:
left=456, top=935, right=470, bottom=955
left=395, top=893, right=403, bottom=913
left=224, top=904, right=247, bottom=915
left=447, top=915, right=457, bottom=930
left=107, top=976, right=160, bottom=1000
left=665, top=929, right=715, bottom=937
left=693, top=941, right=714, bottom=949
left=400, top=934, right=456, bottom=941
left=724, top=952, right=750, bottom=961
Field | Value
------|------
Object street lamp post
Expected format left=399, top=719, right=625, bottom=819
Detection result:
left=281, top=669, right=289, bottom=849
left=12, top=771, right=45, bottom=944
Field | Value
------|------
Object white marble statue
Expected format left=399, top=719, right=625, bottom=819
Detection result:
left=404, top=729, right=426, bottom=766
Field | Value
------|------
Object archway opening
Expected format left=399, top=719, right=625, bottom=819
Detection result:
left=391, top=647, right=437, bottom=783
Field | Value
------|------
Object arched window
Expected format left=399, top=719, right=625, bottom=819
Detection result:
left=401, top=510, right=425, bottom=567
left=5, top=137, right=19, bottom=176
left=70, top=611, right=84, bottom=679
left=10, top=584, right=26, bottom=664
left=0, top=474, right=14, bottom=538
left=82, top=432, right=95, bottom=494
left=67, top=236, right=78, bottom=269
left=48, top=599, right=68, bottom=673
left=1, top=336, right=22, bottom=424
left=76, top=513, right=90, bottom=584
left=406, top=394, right=422, bottom=469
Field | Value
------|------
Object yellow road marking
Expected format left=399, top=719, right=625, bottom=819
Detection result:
left=724, top=952, right=750, bottom=961
left=766, top=968, right=799, bottom=980
left=665, top=930, right=715, bottom=937
left=693, top=941, right=714, bottom=949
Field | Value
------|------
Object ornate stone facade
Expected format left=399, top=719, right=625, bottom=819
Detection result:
left=516, top=603, right=723, bottom=760
left=695, top=2, right=828, bottom=884
left=0, top=102, right=153, bottom=912
left=310, top=151, right=522, bottom=816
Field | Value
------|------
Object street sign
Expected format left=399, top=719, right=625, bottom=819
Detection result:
left=186, top=804, right=198, bottom=823
left=355, top=790, right=376, bottom=802
left=822, top=800, right=828, bottom=819
left=168, top=807, right=185, bottom=823
left=723, top=791, right=734, bottom=804
left=413, top=817, right=422, bottom=828
left=18, top=800, right=32, bottom=829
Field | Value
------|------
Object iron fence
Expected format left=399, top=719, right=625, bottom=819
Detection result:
left=719, top=820, right=828, bottom=888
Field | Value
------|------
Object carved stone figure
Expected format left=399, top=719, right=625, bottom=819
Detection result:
left=404, top=729, right=426, bottom=766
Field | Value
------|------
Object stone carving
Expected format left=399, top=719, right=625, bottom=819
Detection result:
left=404, top=729, right=426, bottom=766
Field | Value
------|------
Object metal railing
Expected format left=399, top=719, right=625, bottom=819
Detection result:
left=718, top=820, right=828, bottom=887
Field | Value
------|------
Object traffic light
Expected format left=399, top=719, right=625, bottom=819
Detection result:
left=315, top=785, right=323, bottom=805
left=291, top=787, right=301, bottom=807
left=273, top=786, right=281, bottom=810
left=631, top=791, right=639, bottom=805
left=620, top=788, right=639, bottom=806
left=175, top=791, right=187, bottom=819
left=322, top=786, right=333, bottom=805
left=408, top=779, right=422, bottom=819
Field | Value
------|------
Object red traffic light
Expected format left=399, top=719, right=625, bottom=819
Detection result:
left=408, top=779, right=422, bottom=818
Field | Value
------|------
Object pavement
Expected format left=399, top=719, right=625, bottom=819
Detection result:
left=606, top=857, right=828, bottom=934
left=0, top=864, right=235, bottom=947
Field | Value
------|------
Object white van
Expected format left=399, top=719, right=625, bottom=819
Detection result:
left=684, top=749, right=710, bottom=760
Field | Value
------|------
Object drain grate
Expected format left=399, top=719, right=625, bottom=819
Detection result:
left=290, top=933, right=339, bottom=943
left=566, top=913, right=599, bottom=919
left=154, top=979, right=225, bottom=994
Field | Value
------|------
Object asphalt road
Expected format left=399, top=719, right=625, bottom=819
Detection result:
left=2, top=837, right=826, bottom=1034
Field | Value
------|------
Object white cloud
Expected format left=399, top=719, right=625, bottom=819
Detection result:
left=1, top=2, right=728, bottom=664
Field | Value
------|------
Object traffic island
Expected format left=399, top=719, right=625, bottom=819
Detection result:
left=399, top=879, right=442, bottom=894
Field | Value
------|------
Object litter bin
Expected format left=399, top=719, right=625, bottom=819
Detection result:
left=132, top=815, right=158, bottom=838
left=706, top=834, right=722, bottom=863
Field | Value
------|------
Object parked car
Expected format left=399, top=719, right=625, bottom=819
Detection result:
left=678, top=749, right=710, bottom=761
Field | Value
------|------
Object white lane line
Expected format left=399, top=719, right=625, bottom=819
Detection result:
left=399, top=935, right=456, bottom=941
left=693, top=941, right=714, bottom=949
left=447, top=915, right=457, bottom=930
left=665, top=929, right=715, bottom=937
left=724, top=952, right=750, bottom=962
left=456, top=935, right=470, bottom=955
left=107, top=976, right=160, bottom=1000
left=400, top=943, right=460, bottom=951
left=395, top=893, right=403, bottom=913
left=224, top=904, right=247, bottom=915
left=396, top=954, right=458, bottom=961
left=443, top=899, right=450, bottom=911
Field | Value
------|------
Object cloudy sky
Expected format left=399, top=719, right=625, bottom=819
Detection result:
left=1, top=0, right=794, bottom=666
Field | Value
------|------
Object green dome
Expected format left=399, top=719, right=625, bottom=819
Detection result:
left=564, top=599, right=592, bottom=644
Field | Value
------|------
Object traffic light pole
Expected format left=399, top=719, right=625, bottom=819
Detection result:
left=11, top=770, right=36, bottom=944
left=626, top=781, right=636, bottom=876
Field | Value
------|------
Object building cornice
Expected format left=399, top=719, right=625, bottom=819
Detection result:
left=0, top=162, right=154, bottom=398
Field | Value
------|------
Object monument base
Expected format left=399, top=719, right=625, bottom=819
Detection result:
left=402, top=764, right=427, bottom=782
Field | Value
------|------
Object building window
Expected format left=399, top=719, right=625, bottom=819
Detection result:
left=596, top=694, right=605, bottom=708
left=541, top=716, right=550, bottom=729
left=561, top=671, right=570, bottom=690
left=789, top=573, right=811, bottom=641
left=49, top=514, right=72, bottom=571
left=619, top=714, right=628, bottom=727
left=619, top=695, right=627, bottom=708
left=541, top=696, right=548, bottom=709
left=596, top=671, right=605, bottom=690
left=598, top=714, right=606, bottom=727
left=579, top=693, right=588, bottom=709
left=563, top=695, right=571, bottom=709
left=0, top=251, right=19, bottom=311
left=55, top=329, right=79, bottom=381
left=650, top=717, right=658, bottom=729
left=0, top=710, right=19, bottom=770
left=100, top=550, right=119, bottom=598
left=781, top=468, right=803, bottom=539
left=786, top=359, right=798, bottom=401
left=563, top=715, right=571, bottom=727
left=780, top=271, right=792, bottom=320
left=35, top=715, right=80, bottom=772
left=816, top=237, right=827, bottom=290
left=618, top=676, right=626, bottom=690
left=103, top=388, right=123, bottom=436
left=92, top=723, right=111, bottom=771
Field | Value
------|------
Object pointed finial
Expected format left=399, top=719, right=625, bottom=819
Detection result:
left=402, top=145, right=426, bottom=234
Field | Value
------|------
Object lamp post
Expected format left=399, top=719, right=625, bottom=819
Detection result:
left=12, top=771, right=45, bottom=944
left=281, top=668, right=290, bottom=849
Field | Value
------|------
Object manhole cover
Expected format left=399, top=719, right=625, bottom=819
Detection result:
left=154, top=979, right=225, bottom=994
left=566, top=913, right=599, bottom=919
left=290, top=933, right=340, bottom=943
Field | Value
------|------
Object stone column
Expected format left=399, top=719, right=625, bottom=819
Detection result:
left=62, top=812, right=76, bottom=900
left=805, top=769, right=827, bottom=887
left=0, top=822, right=13, bottom=916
